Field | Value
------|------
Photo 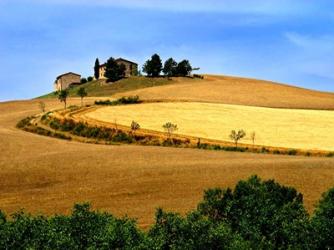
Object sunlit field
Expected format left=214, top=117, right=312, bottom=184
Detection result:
left=84, top=102, right=334, bottom=151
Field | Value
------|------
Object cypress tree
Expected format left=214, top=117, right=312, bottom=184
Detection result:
left=94, top=58, right=100, bottom=80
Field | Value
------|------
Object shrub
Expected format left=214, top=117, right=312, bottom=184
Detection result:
left=288, top=149, right=298, bottom=155
left=16, top=117, right=33, bottom=128
left=326, top=152, right=334, bottom=157
left=80, top=78, right=88, bottom=84
left=198, top=176, right=312, bottom=249
left=113, top=132, right=133, bottom=143
left=87, top=76, right=93, bottom=82
left=312, top=187, right=334, bottom=249
left=193, top=74, right=204, bottom=79
left=95, top=96, right=141, bottom=106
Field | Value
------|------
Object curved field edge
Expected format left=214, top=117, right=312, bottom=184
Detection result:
left=17, top=105, right=334, bottom=157
left=81, top=102, right=334, bottom=153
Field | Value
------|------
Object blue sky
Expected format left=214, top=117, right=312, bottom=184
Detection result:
left=1, top=0, right=334, bottom=101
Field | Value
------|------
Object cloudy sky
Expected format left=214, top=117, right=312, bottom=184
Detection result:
left=1, top=0, right=334, bottom=101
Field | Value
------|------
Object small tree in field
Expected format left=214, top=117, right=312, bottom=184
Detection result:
left=38, top=101, right=46, bottom=112
left=130, top=121, right=140, bottom=136
left=229, top=129, right=246, bottom=148
left=58, top=90, right=68, bottom=109
left=250, top=131, right=256, bottom=147
left=163, top=122, right=178, bottom=140
left=77, top=87, right=87, bottom=107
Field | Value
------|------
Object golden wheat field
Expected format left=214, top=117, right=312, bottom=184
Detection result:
left=83, top=102, right=334, bottom=151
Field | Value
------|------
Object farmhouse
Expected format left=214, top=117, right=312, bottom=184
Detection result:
left=54, top=72, right=81, bottom=91
left=99, top=58, right=138, bottom=79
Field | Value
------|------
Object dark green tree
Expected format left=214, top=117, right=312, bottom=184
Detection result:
left=163, top=57, right=177, bottom=78
left=104, top=57, right=126, bottom=82
left=148, top=208, right=250, bottom=249
left=198, top=175, right=313, bottom=249
left=176, top=59, right=192, bottom=76
left=143, top=54, right=162, bottom=77
left=58, top=90, right=69, bottom=109
left=94, top=58, right=100, bottom=80
left=80, top=78, right=87, bottom=84
left=77, top=87, right=87, bottom=107
left=312, top=187, right=334, bottom=249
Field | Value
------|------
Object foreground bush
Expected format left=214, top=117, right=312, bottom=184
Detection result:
left=312, top=187, right=334, bottom=249
left=198, top=176, right=314, bottom=249
left=1, top=176, right=333, bottom=249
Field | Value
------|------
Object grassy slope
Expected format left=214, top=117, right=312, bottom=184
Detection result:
left=39, top=77, right=181, bottom=99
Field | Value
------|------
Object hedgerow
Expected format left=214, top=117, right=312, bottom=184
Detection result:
left=95, top=96, right=141, bottom=106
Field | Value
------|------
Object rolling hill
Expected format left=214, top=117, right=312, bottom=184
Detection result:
left=114, top=75, right=334, bottom=110
left=1, top=98, right=334, bottom=228
left=2, top=73, right=334, bottom=228
left=40, top=75, right=334, bottom=110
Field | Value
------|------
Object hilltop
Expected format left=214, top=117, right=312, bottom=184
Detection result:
left=114, top=75, right=334, bottom=110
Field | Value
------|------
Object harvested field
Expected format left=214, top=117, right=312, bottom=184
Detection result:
left=1, top=99, right=334, bottom=228
left=83, top=102, right=334, bottom=151
left=115, top=75, right=334, bottom=110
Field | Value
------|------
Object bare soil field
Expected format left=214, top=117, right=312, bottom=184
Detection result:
left=115, top=75, right=334, bottom=110
left=1, top=98, right=334, bottom=228
left=84, top=102, right=334, bottom=151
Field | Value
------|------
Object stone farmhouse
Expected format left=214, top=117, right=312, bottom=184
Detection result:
left=99, top=58, right=138, bottom=79
left=54, top=72, right=81, bottom=91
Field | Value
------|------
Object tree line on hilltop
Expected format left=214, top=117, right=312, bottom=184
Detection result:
left=0, top=176, right=334, bottom=249
left=93, top=54, right=194, bottom=82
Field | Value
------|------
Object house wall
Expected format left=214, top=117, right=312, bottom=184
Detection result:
left=99, top=60, right=138, bottom=79
left=54, top=74, right=81, bottom=91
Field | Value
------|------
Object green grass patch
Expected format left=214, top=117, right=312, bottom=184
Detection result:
left=37, top=76, right=184, bottom=98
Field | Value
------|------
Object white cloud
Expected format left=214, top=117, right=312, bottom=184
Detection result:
left=285, top=32, right=334, bottom=52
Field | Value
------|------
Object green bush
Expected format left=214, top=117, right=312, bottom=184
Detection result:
left=198, top=176, right=313, bottom=249
left=95, top=96, right=141, bottom=106
left=80, top=78, right=88, bottom=84
left=312, top=187, right=334, bottom=249
left=288, top=149, right=298, bottom=155
left=326, top=152, right=334, bottom=157
left=193, top=74, right=204, bottom=79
